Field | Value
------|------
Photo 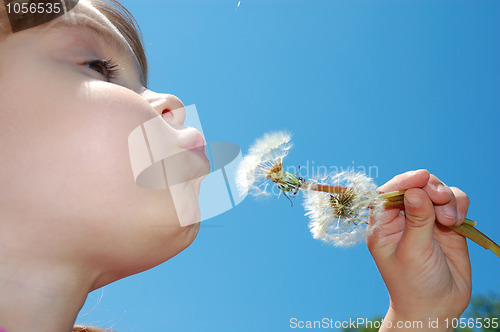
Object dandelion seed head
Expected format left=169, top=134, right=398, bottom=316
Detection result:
left=236, top=131, right=292, bottom=197
left=303, top=171, right=384, bottom=246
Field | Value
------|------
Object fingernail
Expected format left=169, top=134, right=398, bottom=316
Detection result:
left=405, top=193, right=422, bottom=206
left=443, top=206, right=457, bottom=221
left=429, top=181, right=446, bottom=192
left=437, top=183, right=448, bottom=192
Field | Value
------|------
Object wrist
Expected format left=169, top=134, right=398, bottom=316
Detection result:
left=379, top=306, right=455, bottom=331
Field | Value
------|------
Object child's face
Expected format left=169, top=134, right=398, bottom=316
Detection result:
left=0, top=1, right=209, bottom=286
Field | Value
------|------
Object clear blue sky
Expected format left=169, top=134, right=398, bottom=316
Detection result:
left=78, top=1, right=500, bottom=331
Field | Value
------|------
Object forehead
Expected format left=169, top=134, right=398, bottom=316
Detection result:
left=47, top=1, right=146, bottom=85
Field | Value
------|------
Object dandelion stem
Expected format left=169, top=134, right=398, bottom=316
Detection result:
left=383, top=197, right=405, bottom=209
left=300, top=181, right=348, bottom=194
left=463, top=218, right=477, bottom=227
left=450, top=223, right=500, bottom=259
left=301, top=181, right=500, bottom=258
left=379, top=190, right=406, bottom=199
left=378, top=190, right=500, bottom=258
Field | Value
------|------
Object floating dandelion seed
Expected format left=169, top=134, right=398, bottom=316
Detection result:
left=303, top=171, right=385, bottom=246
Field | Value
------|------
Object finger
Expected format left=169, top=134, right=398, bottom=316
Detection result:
left=423, top=174, right=454, bottom=204
left=367, top=211, right=405, bottom=258
left=450, top=187, right=470, bottom=226
left=378, top=169, right=430, bottom=193
left=398, top=188, right=436, bottom=253
left=423, top=174, right=458, bottom=226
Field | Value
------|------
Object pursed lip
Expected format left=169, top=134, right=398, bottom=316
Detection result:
left=178, top=127, right=207, bottom=158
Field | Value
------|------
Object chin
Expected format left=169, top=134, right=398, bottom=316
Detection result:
left=94, top=219, right=201, bottom=290
left=155, top=219, right=200, bottom=268
left=180, top=221, right=201, bottom=247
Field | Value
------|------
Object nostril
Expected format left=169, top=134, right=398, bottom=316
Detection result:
left=161, top=108, right=174, bottom=121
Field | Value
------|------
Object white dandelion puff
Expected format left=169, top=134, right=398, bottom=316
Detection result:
left=303, top=171, right=385, bottom=246
left=236, top=132, right=498, bottom=258
left=236, top=131, right=298, bottom=197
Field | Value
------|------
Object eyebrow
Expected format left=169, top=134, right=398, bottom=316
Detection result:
left=50, top=15, right=146, bottom=85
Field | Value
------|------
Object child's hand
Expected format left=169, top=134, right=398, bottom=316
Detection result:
left=367, top=169, right=471, bottom=331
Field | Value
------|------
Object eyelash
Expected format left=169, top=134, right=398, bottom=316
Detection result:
left=84, top=59, right=119, bottom=81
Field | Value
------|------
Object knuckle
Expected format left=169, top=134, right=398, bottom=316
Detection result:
left=428, top=173, right=440, bottom=183
left=406, top=210, right=432, bottom=225
left=450, top=187, right=470, bottom=204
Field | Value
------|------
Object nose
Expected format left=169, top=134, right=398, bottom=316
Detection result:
left=142, top=90, right=186, bottom=128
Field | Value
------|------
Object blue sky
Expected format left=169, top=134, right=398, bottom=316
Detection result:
left=77, top=1, right=500, bottom=331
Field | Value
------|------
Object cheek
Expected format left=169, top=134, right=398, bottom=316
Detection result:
left=59, top=84, right=172, bottom=204
left=3, top=75, right=181, bottom=223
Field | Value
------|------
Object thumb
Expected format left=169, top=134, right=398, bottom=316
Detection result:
left=399, top=188, right=436, bottom=253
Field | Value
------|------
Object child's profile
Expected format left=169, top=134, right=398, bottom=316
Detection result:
left=0, top=1, right=209, bottom=330
left=0, top=1, right=484, bottom=331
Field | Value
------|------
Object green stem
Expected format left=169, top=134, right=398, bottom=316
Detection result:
left=463, top=218, right=477, bottom=227
left=379, top=190, right=406, bottom=199
left=449, top=223, right=500, bottom=259
left=378, top=191, right=500, bottom=259
left=298, top=181, right=500, bottom=259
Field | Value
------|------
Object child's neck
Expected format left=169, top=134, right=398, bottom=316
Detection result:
left=0, top=256, right=93, bottom=332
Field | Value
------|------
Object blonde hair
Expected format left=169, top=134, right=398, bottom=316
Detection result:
left=0, top=0, right=148, bottom=85
left=0, top=1, right=148, bottom=331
